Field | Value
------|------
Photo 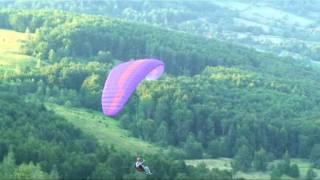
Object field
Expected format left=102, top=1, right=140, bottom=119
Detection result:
left=186, top=158, right=320, bottom=179
left=0, top=29, right=35, bottom=71
left=213, top=1, right=314, bottom=27
left=47, top=103, right=162, bottom=155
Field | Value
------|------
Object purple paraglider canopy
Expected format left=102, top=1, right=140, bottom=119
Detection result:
left=101, top=59, right=165, bottom=117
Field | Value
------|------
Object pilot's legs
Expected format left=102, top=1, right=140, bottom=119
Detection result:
left=143, top=166, right=152, bottom=175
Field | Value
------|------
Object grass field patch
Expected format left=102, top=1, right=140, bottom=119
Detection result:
left=0, top=29, right=35, bottom=71
left=47, top=103, right=162, bottom=155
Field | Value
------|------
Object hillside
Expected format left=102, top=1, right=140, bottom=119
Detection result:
left=0, top=7, right=320, bottom=179
left=0, top=92, right=230, bottom=179
left=0, top=9, right=320, bottom=157
left=1, top=0, right=319, bottom=62
left=0, top=92, right=127, bottom=179
left=1, top=10, right=319, bottom=82
left=210, top=0, right=320, bottom=62
left=47, top=103, right=162, bottom=155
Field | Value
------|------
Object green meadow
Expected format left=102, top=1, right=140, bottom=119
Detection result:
left=47, top=103, right=162, bottom=155
left=0, top=29, right=35, bottom=71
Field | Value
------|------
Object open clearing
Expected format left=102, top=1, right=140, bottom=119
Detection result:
left=0, top=29, right=35, bottom=71
left=47, top=103, right=162, bottom=155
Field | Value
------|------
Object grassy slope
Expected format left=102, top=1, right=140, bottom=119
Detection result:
left=185, top=158, right=320, bottom=179
left=0, top=29, right=35, bottom=71
left=47, top=103, right=162, bottom=155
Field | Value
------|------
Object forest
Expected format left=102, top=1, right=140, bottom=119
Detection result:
left=1, top=1, right=320, bottom=179
left=2, top=0, right=320, bottom=62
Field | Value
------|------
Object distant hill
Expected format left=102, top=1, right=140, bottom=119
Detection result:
left=1, top=10, right=318, bottom=83
left=1, top=0, right=319, bottom=62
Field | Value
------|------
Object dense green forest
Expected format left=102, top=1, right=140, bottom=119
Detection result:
left=0, top=92, right=232, bottom=179
left=2, top=0, right=320, bottom=62
left=1, top=2, right=320, bottom=179
left=1, top=9, right=320, bottom=80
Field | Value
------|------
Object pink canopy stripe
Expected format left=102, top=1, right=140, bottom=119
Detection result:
left=107, top=61, right=145, bottom=115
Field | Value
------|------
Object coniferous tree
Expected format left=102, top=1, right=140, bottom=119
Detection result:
left=310, top=144, right=320, bottom=168
left=252, top=148, right=267, bottom=171
left=183, top=134, right=203, bottom=159
left=232, top=145, right=252, bottom=172
left=288, top=164, right=300, bottom=178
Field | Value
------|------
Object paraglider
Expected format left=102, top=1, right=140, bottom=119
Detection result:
left=101, top=59, right=163, bottom=175
left=135, top=156, right=152, bottom=175
left=101, top=58, right=164, bottom=117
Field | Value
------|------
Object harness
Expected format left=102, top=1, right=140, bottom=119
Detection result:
left=135, top=161, right=145, bottom=172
